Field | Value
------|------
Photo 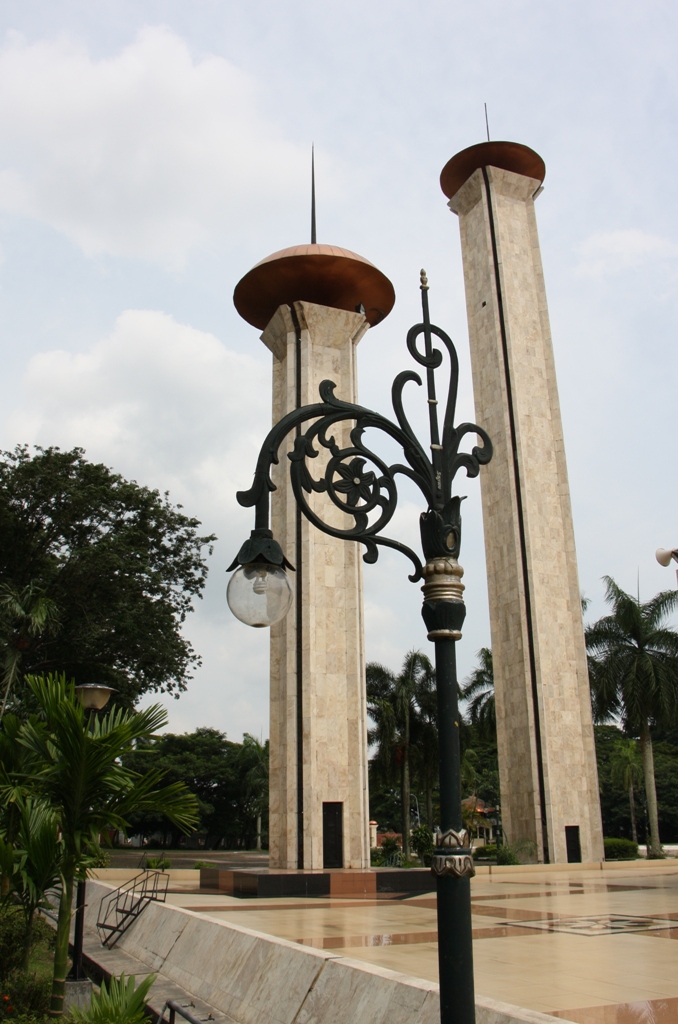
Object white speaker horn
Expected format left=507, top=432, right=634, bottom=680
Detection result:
left=656, top=547, right=678, bottom=567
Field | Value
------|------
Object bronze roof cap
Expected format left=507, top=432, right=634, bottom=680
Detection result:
left=233, top=243, right=395, bottom=331
left=440, top=141, right=545, bottom=200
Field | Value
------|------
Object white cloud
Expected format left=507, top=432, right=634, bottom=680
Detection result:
left=575, top=229, right=678, bottom=277
left=0, top=27, right=322, bottom=267
left=8, top=308, right=269, bottom=518
left=4, top=309, right=274, bottom=737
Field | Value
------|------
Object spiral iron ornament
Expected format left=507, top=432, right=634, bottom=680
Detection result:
left=234, top=271, right=492, bottom=577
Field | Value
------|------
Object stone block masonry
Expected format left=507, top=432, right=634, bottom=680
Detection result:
left=78, top=880, right=574, bottom=1024
left=445, top=151, right=604, bottom=865
left=263, top=301, right=370, bottom=870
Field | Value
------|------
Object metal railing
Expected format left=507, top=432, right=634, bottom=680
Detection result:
left=97, top=869, right=169, bottom=948
left=155, top=998, right=214, bottom=1023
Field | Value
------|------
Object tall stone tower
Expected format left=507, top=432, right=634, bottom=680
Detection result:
left=234, top=242, right=395, bottom=869
left=440, top=142, right=603, bottom=864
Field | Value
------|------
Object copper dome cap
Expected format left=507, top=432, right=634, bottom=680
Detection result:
left=440, top=141, right=545, bottom=200
left=233, top=243, right=395, bottom=331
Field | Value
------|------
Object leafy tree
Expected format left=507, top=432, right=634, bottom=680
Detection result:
left=609, top=738, right=643, bottom=844
left=0, top=583, right=60, bottom=722
left=409, top=666, right=438, bottom=829
left=0, top=446, right=215, bottom=708
left=125, top=729, right=269, bottom=850
left=461, top=647, right=496, bottom=739
left=0, top=798, right=64, bottom=969
left=594, top=724, right=643, bottom=841
left=240, top=734, right=269, bottom=850
left=367, top=651, right=435, bottom=859
left=3, top=674, right=199, bottom=1017
left=586, top=577, right=678, bottom=857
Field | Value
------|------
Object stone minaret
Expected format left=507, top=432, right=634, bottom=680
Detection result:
left=440, top=142, right=603, bottom=864
left=234, top=242, right=395, bottom=869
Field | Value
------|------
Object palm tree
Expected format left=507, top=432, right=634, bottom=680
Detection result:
left=12, top=674, right=199, bottom=1017
left=241, top=734, right=269, bottom=850
left=586, top=576, right=678, bottom=858
left=367, top=651, right=435, bottom=859
left=461, top=648, right=495, bottom=739
left=410, top=669, right=438, bottom=829
left=0, top=583, right=60, bottom=721
left=609, top=738, right=643, bottom=844
left=1, top=798, right=64, bottom=968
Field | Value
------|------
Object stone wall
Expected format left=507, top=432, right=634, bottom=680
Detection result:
left=83, top=881, right=574, bottom=1024
left=263, top=301, right=370, bottom=870
left=448, top=164, right=603, bottom=865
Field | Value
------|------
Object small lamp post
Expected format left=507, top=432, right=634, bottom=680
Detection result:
left=74, top=684, right=116, bottom=714
left=69, top=683, right=115, bottom=982
left=228, top=273, right=492, bottom=1024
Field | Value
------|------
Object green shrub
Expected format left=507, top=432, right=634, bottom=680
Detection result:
left=89, top=847, right=110, bottom=868
left=410, top=826, right=434, bottom=865
left=144, top=857, right=171, bottom=870
left=370, top=848, right=383, bottom=866
left=0, top=908, right=27, bottom=978
left=379, top=837, right=400, bottom=857
left=473, top=843, right=497, bottom=860
left=604, top=837, right=638, bottom=860
left=193, top=861, right=211, bottom=870
left=496, top=844, right=520, bottom=865
left=70, top=973, right=156, bottom=1024
left=1, top=971, right=51, bottom=1017
left=0, top=907, right=54, bottom=1021
left=0, top=1013, right=47, bottom=1024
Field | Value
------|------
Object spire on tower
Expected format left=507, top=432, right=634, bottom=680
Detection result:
left=311, top=145, right=317, bottom=245
left=233, top=149, right=395, bottom=331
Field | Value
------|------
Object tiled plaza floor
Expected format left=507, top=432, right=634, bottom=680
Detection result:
left=167, top=862, right=678, bottom=1023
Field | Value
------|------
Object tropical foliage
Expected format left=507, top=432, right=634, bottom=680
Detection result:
left=69, top=973, right=156, bottom=1024
left=586, top=576, right=678, bottom=857
left=0, top=584, right=59, bottom=724
left=368, top=630, right=678, bottom=858
left=0, top=445, right=215, bottom=709
left=0, top=674, right=199, bottom=1017
left=124, top=729, right=270, bottom=850
left=461, top=647, right=495, bottom=739
left=367, top=651, right=437, bottom=858
left=367, top=648, right=499, bottom=852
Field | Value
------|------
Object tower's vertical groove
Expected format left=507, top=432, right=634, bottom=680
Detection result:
left=442, top=143, right=603, bottom=864
left=290, top=303, right=305, bottom=869
left=481, top=166, right=550, bottom=863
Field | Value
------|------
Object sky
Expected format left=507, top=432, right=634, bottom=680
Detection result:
left=0, top=0, right=677, bottom=741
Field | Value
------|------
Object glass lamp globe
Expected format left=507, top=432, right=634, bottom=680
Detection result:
left=227, top=562, right=293, bottom=627
left=74, top=683, right=116, bottom=710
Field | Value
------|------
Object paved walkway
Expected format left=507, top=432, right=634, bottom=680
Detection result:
left=166, top=862, right=678, bottom=1024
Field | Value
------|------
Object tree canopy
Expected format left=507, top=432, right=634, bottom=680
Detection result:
left=586, top=576, right=678, bottom=856
left=0, top=673, right=198, bottom=1016
left=0, top=446, right=215, bottom=708
left=124, top=728, right=269, bottom=850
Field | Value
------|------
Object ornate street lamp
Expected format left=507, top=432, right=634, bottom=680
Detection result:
left=69, top=683, right=115, bottom=983
left=228, top=272, right=492, bottom=1024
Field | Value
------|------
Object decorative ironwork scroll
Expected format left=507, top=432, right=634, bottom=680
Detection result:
left=236, top=271, right=492, bottom=578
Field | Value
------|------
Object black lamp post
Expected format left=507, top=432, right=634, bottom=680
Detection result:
left=69, top=683, right=115, bottom=982
left=227, top=272, right=492, bottom=1024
